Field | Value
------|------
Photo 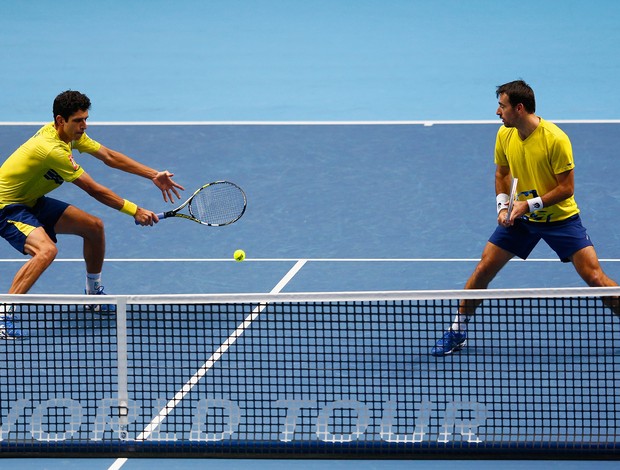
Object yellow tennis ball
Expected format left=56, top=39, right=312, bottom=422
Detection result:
left=234, top=249, right=246, bottom=262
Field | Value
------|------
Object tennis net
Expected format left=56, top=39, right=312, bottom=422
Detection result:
left=1, top=287, right=619, bottom=459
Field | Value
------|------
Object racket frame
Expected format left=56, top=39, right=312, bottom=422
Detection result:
left=158, top=181, right=247, bottom=226
left=505, top=177, right=518, bottom=222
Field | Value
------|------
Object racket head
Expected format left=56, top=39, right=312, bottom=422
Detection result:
left=187, top=181, right=247, bottom=226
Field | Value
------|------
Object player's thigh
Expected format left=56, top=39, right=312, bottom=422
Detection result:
left=23, top=226, right=58, bottom=258
left=54, top=205, right=104, bottom=237
left=480, top=241, right=514, bottom=264
left=570, top=246, right=615, bottom=286
left=470, top=242, right=514, bottom=282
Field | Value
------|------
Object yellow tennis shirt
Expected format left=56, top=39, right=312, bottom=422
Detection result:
left=494, top=118, right=578, bottom=222
left=0, top=123, right=100, bottom=209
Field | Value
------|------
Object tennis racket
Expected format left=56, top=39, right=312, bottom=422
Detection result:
left=505, top=177, right=518, bottom=222
left=137, top=181, right=247, bottom=226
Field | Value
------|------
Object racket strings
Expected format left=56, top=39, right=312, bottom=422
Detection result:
left=189, top=182, right=246, bottom=225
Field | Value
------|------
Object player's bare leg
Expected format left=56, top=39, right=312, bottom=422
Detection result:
left=54, top=205, right=114, bottom=313
left=571, top=246, right=620, bottom=315
left=459, top=242, right=514, bottom=316
left=54, top=205, right=105, bottom=274
left=431, top=242, right=514, bottom=356
left=8, top=227, right=58, bottom=294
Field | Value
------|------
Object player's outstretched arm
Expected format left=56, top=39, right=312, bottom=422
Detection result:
left=72, top=172, right=157, bottom=225
left=91, top=145, right=184, bottom=202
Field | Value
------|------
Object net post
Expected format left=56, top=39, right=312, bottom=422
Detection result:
left=116, top=296, right=129, bottom=441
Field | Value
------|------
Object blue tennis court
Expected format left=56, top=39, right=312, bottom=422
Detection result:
left=1, top=123, right=620, bottom=470
left=0, top=122, right=618, bottom=294
left=1, top=1, right=620, bottom=469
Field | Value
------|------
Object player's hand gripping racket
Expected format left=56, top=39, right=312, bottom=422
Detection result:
left=137, top=181, right=247, bottom=226
left=505, top=177, right=518, bottom=222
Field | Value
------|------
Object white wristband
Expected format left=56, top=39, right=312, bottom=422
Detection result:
left=527, top=196, right=543, bottom=212
left=496, top=193, right=510, bottom=214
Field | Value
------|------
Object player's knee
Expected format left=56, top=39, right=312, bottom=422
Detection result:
left=470, top=262, right=498, bottom=286
left=84, top=214, right=105, bottom=236
left=93, top=216, right=105, bottom=234
left=25, top=232, right=58, bottom=263
left=38, top=242, right=58, bottom=264
left=582, top=269, right=608, bottom=287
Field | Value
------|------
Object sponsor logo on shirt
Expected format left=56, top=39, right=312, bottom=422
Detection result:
left=44, top=169, right=64, bottom=185
left=68, top=154, right=80, bottom=171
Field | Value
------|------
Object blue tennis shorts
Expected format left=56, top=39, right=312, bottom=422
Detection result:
left=489, top=214, right=594, bottom=263
left=0, top=197, right=70, bottom=254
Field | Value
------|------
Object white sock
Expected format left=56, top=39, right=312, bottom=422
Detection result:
left=450, top=312, right=471, bottom=333
left=86, top=273, right=102, bottom=294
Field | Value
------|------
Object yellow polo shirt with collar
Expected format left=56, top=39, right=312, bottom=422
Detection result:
left=0, top=122, right=101, bottom=209
left=494, top=118, right=578, bottom=222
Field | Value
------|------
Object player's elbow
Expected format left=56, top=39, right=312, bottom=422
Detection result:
left=562, top=185, right=575, bottom=201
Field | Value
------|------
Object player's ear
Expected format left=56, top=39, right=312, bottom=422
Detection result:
left=54, top=115, right=65, bottom=126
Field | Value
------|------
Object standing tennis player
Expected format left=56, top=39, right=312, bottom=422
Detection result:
left=0, top=90, right=184, bottom=339
left=431, top=80, right=620, bottom=356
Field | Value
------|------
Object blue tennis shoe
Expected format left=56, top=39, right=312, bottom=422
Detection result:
left=85, top=286, right=117, bottom=315
left=431, top=329, right=467, bottom=356
left=0, top=308, right=23, bottom=340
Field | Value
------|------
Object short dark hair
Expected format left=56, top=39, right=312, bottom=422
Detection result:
left=496, top=80, right=536, bottom=113
left=53, top=90, right=91, bottom=121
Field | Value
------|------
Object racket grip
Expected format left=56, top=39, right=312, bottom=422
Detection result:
left=134, top=212, right=166, bottom=225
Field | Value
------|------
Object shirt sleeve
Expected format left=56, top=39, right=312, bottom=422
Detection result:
left=494, top=127, right=509, bottom=166
left=48, top=146, right=85, bottom=183
left=550, top=134, right=575, bottom=174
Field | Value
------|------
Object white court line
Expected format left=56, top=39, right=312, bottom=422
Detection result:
left=107, top=458, right=127, bottom=470
left=1, top=257, right=620, bottom=263
left=108, top=259, right=307, bottom=470
left=2, top=119, right=620, bottom=126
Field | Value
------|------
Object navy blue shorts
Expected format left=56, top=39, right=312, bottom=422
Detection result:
left=489, top=214, right=594, bottom=263
left=0, top=197, right=69, bottom=254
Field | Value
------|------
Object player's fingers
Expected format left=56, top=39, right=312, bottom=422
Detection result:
left=161, top=190, right=170, bottom=204
left=141, top=213, right=155, bottom=226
